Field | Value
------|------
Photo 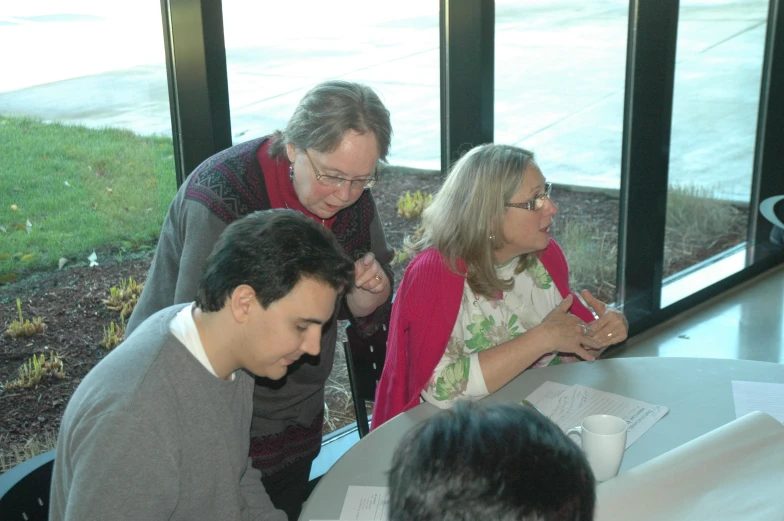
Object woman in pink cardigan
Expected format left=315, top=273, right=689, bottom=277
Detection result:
left=372, top=144, right=628, bottom=429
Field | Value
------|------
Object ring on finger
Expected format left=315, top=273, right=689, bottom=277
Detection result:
left=581, top=324, right=589, bottom=335
left=374, top=274, right=382, bottom=282
left=607, top=332, right=613, bottom=338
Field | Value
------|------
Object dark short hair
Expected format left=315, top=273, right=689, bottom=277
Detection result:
left=268, top=80, right=392, bottom=161
left=195, top=209, right=355, bottom=311
left=388, top=401, right=596, bottom=521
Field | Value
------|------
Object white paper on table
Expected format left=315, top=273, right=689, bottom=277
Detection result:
left=732, top=380, right=784, bottom=423
left=524, top=381, right=669, bottom=448
left=331, top=485, right=388, bottom=521
left=595, top=411, right=784, bottom=521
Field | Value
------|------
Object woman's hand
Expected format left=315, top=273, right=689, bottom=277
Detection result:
left=477, top=294, right=603, bottom=393
left=345, top=252, right=391, bottom=318
left=532, top=295, right=604, bottom=361
left=580, top=289, right=629, bottom=350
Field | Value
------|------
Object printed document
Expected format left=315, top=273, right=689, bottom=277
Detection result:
left=524, top=381, right=669, bottom=448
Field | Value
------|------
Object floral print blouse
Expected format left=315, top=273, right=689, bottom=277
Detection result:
left=421, top=257, right=573, bottom=408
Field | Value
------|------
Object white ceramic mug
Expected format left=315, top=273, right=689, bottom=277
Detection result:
left=566, top=414, right=628, bottom=482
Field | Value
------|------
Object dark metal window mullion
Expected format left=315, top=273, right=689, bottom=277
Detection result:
left=440, top=0, right=495, bottom=174
left=160, top=0, right=233, bottom=187
left=617, top=0, right=680, bottom=334
left=750, top=0, right=784, bottom=261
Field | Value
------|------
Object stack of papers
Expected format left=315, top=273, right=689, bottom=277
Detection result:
left=523, top=381, right=669, bottom=448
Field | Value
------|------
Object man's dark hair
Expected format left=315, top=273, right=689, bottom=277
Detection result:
left=388, top=401, right=596, bottom=521
left=195, top=209, right=354, bottom=311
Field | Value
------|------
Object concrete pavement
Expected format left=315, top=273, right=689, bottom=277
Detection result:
left=0, top=0, right=769, bottom=201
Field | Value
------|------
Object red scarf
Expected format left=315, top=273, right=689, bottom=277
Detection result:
left=258, top=139, right=336, bottom=230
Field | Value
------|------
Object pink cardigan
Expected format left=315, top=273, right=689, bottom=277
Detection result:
left=371, top=239, right=594, bottom=430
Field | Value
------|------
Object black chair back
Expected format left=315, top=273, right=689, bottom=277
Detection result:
left=342, top=323, right=388, bottom=438
left=0, top=450, right=56, bottom=521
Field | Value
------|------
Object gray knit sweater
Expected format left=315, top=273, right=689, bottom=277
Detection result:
left=49, top=305, right=286, bottom=521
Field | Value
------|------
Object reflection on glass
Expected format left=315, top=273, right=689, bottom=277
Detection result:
left=663, top=0, right=767, bottom=303
left=495, top=0, right=629, bottom=304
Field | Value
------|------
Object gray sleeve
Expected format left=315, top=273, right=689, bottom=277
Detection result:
left=172, top=202, right=227, bottom=303
left=239, top=458, right=288, bottom=521
left=127, top=196, right=227, bottom=335
left=60, top=413, right=178, bottom=521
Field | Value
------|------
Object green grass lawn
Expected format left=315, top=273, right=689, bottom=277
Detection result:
left=0, top=116, right=177, bottom=282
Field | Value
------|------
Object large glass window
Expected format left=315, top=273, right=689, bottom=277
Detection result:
left=0, top=1, right=175, bottom=467
left=662, top=0, right=768, bottom=306
left=495, top=0, right=630, bottom=305
left=222, top=0, right=441, bottom=435
left=0, top=1, right=176, bottom=270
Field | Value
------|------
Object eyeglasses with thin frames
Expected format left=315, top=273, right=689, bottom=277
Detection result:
left=505, top=182, right=553, bottom=211
left=304, top=149, right=377, bottom=190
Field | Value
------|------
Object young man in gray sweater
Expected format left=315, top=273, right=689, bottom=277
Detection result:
left=49, top=209, right=355, bottom=521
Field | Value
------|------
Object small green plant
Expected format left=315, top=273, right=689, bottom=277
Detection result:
left=103, top=277, right=144, bottom=318
left=392, top=249, right=411, bottom=265
left=665, top=184, right=745, bottom=251
left=3, top=352, right=65, bottom=391
left=5, top=298, right=46, bottom=338
left=392, top=222, right=426, bottom=266
left=101, top=315, right=126, bottom=350
left=396, top=190, right=432, bottom=220
left=556, top=218, right=618, bottom=304
left=0, top=431, right=58, bottom=473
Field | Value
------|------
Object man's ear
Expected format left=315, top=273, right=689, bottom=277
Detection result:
left=286, top=143, right=297, bottom=164
left=229, top=285, right=257, bottom=324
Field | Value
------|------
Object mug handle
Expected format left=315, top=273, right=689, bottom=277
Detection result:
left=566, top=426, right=582, bottom=437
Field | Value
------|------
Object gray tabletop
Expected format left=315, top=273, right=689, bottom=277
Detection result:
left=300, top=357, right=784, bottom=520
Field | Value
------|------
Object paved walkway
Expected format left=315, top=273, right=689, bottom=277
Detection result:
left=0, top=0, right=769, bottom=201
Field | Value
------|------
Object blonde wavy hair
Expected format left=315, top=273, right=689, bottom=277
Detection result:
left=406, top=143, right=538, bottom=299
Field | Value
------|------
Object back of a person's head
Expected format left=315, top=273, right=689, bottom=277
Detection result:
left=195, top=209, right=354, bottom=312
left=388, top=401, right=595, bottom=521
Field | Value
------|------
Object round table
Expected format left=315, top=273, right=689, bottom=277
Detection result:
left=300, top=357, right=784, bottom=520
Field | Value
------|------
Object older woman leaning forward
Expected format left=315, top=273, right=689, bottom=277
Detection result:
left=372, top=143, right=628, bottom=430
left=126, top=80, right=394, bottom=520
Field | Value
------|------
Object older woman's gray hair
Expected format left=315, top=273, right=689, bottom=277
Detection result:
left=268, top=80, right=392, bottom=162
left=407, top=143, right=538, bottom=299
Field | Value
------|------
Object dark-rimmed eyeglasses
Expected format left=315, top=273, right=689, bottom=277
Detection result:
left=505, top=182, right=553, bottom=211
left=304, top=149, right=377, bottom=190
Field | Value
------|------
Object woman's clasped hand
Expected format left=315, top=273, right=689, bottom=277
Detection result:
left=534, top=291, right=628, bottom=362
